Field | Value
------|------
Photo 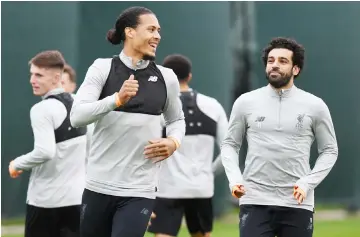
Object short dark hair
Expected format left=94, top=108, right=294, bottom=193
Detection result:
left=29, top=50, right=65, bottom=69
left=262, top=37, right=305, bottom=77
left=106, top=6, right=154, bottom=45
left=63, top=63, right=76, bottom=83
left=162, top=54, right=192, bottom=81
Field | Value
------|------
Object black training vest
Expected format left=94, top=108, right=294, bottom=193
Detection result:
left=46, top=93, right=87, bottom=143
left=99, top=56, right=167, bottom=115
left=163, top=90, right=217, bottom=138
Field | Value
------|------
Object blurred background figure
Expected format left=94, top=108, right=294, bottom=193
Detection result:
left=2, top=2, right=360, bottom=237
left=8, top=50, right=87, bottom=237
left=60, top=63, right=94, bottom=166
left=61, top=63, right=77, bottom=94
left=148, top=54, right=228, bottom=237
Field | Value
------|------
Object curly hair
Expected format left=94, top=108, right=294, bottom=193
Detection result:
left=261, top=37, right=305, bottom=77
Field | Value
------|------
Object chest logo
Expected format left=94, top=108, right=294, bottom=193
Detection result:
left=148, top=76, right=158, bottom=82
left=255, top=116, right=266, bottom=128
left=296, top=114, right=305, bottom=130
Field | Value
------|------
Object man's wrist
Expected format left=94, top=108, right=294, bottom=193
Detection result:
left=295, top=180, right=309, bottom=196
left=10, top=160, right=21, bottom=171
left=167, top=136, right=180, bottom=149
left=115, top=93, right=122, bottom=107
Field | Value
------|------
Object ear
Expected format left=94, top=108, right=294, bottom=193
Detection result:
left=53, top=72, right=61, bottom=85
left=186, top=73, right=192, bottom=83
left=125, top=27, right=134, bottom=39
left=292, top=65, right=300, bottom=77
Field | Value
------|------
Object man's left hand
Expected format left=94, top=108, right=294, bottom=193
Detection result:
left=293, top=185, right=306, bottom=204
left=9, top=161, right=23, bottom=178
left=144, top=138, right=177, bottom=163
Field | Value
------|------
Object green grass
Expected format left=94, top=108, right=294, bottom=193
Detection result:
left=1, top=218, right=25, bottom=226
left=3, top=217, right=360, bottom=237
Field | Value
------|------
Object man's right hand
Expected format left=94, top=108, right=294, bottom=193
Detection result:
left=232, top=185, right=246, bottom=198
left=116, top=74, right=139, bottom=106
left=9, top=161, right=22, bottom=179
left=148, top=212, right=156, bottom=227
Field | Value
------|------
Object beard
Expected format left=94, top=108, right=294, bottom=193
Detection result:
left=266, top=69, right=293, bottom=88
left=142, top=54, right=156, bottom=61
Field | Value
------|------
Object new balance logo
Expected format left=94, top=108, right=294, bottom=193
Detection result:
left=255, top=116, right=265, bottom=128
left=140, top=208, right=149, bottom=215
left=148, top=76, right=158, bottom=82
left=255, top=116, right=265, bottom=122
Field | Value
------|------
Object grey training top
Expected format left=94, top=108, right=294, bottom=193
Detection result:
left=12, top=88, right=87, bottom=208
left=221, top=84, right=338, bottom=211
left=70, top=51, right=186, bottom=199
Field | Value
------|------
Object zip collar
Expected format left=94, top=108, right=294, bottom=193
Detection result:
left=119, top=51, right=149, bottom=70
left=266, top=84, right=297, bottom=98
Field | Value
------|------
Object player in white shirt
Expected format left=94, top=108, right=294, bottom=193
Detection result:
left=148, top=54, right=228, bottom=237
left=61, top=63, right=94, bottom=163
left=9, top=50, right=87, bottom=237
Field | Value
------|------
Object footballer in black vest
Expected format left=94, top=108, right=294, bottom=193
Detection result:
left=46, top=93, right=87, bottom=143
left=99, top=56, right=167, bottom=115
left=163, top=90, right=217, bottom=138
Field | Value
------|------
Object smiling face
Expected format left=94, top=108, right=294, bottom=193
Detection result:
left=265, top=48, right=300, bottom=89
left=126, top=13, right=161, bottom=61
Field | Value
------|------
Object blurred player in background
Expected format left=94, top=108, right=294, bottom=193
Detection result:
left=61, top=63, right=77, bottom=94
left=61, top=63, right=94, bottom=163
left=9, top=50, right=88, bottom=237
left=70, top=6, right=185, bottom=237
left=148, top=54, right=228, bottom=237
left=221, top=37, right=338, bottom=237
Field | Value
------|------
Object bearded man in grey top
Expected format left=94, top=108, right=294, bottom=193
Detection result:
left=221, top=37, right=338, bottom=237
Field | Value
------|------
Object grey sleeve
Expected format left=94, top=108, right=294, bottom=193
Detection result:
left=70, top=59, right=118, bottom=128
left=161, top=68, right=186, bottom=145
left=12, top=104, right=57, bottom=170
left=212, top=102, right=229, bottom=175
left=295, top=99, right=338, bottom=194
left=85, top=123, right=95, bottom=165
left=221, top=96, right=247, bottom=191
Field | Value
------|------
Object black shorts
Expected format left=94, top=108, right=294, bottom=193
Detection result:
left=239, top=204, right=314, bottom=237
left=80, top=188, right=154, bottom=237
left=147, top=197, right=213, bottom=236
left=25, top=204, right=80, bottom=237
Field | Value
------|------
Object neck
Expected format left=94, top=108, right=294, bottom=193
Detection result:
left=180, top=83, right=190, bottom=92
left=49, top=84, right=62, bottom=92
left=123, top=44, right=144, bottom=67
left=42, top=85, right=63, bottom=98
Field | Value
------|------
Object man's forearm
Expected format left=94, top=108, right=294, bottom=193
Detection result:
left=70, top=94, right=118, bottom=127
left=297, top=100, right=339, bottom=194
left=12, top=147, right=55, bottom=170
left=296, top=151, right=338, bottom=194
left=221, top=144, right=244, bottom=190
left=165, top=119, right=185, bottom=147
